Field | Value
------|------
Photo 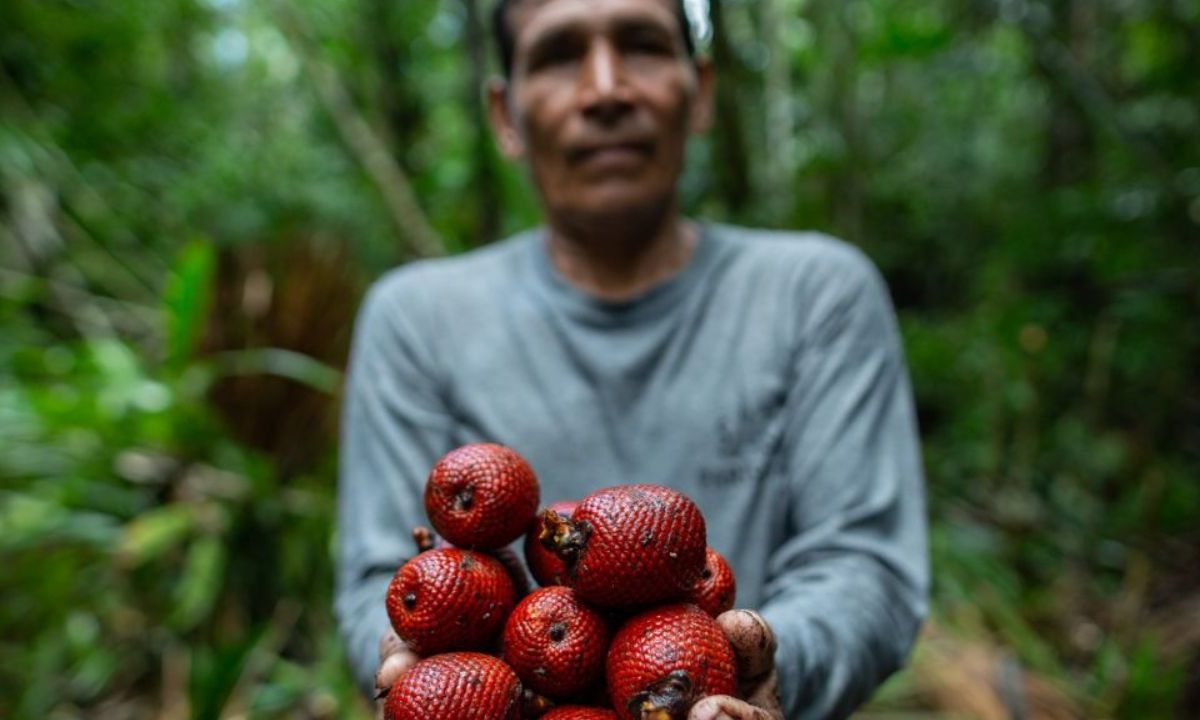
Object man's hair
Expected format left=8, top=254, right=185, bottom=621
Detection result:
left=491, top=0, right=697, bottom=77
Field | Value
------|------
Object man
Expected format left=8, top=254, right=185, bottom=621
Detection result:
left=336, top=0, right=929, bottom=717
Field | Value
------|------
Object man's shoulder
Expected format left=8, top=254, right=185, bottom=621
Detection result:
left=365, top=231, right=536, bottom=308
left=708, top=222, right=884, bottom=296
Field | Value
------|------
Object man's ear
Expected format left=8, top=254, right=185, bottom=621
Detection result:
left=688, top=58, right=715, bottom=135
left=487, top=77, right=526, bottom=159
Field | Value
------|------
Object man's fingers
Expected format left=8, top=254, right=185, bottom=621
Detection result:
left=742, top=669, right=782, bottom=710
left=378, top=629, right=405, bottom=661
left=374, top=648, right=419, bottom=693
left=716, top=609, right=777, bottom=680
left=688, top=694, right=773, bottom=720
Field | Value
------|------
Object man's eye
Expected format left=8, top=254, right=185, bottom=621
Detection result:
left=621, top=30, right=674, bottom=56
left=634, top=39, right=671, bottom=54
left=529, top=42, right=582, bottom=71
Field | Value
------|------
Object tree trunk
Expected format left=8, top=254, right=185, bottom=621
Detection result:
left=708, top=0, right=751, bottom=215
left=813, top=0, right=864, bottom=242
left=1036, top=0, right=1097, bottom=186
left=760, top=0, right=796, bottom=224
left=365, top=0, right=422, bottom=172
left=462, top=0, right=500, bottom=245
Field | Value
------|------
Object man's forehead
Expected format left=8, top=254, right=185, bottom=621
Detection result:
left=508, top=0, right=682, bottom=46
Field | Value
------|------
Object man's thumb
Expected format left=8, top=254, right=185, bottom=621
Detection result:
left=374, top=650, right=418, bottom=695
left=715, top=609, right=776, bottom=679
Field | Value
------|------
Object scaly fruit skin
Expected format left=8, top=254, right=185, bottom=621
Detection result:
left=425, top=443, right=540, bottom=550
left=416, top=526, right=532, bottom=599
left=384, top=652, right=522, bottom=720
left=687, top=548, right=737, bottom=617
left=606, top=604, right=737, bottom=720
left=541, top=707, right=619, bottom=720
left=386, top=548, right=514, bottom=655
left=526, top=500, right=578, bottom=587
left=501, top=586, right=610, bottom=697
left=544, top=484, right=706, bottom=608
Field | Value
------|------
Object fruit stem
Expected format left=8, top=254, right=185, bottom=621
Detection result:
left=412, top=526, right=437, bottom=553
left=537, top=509, right=591, bottom=564
left=628, top=670, right=694, bottom=720
left=521, top=687, right=554, bottom=718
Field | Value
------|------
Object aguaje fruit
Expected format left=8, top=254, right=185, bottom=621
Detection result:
left=386, top=547, right=514, bottom=655
left=541, top=707, right=620, bottom=720
left=540, top=484, right=706, bottom=607
left=501, top=586, right=610, bottom=697
left=606, top=604, right=736, bottom=720
left=687, top=548, right=737, bottom=617
left=425, top=443, right=540, bottom=550
left=383, top=652, right=522, bottom=720
left=526, top=500, right=579, bottom=587
left=415, top=526, right=532, bottom=599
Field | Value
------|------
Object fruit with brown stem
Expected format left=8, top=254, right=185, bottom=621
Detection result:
left=538, top=484, right=706, bottom=608
left=525, top=500, right=578, bottom=587
left=606, top=604, right=737, bottom=720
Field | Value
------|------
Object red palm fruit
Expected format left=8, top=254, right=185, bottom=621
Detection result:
left=385, top=548, right=514, bottom=655
left=501, top=586, right=610, bottom=697
left=383, top=652, right=522, bottom=720
left=541, top=707, right=619, bottom=720
left=425, top=443, right=540, bottom=550
left=416, top=526, right=532, bottom=599
left=687, top=548, right=737, bottom=617
left=606, top=604, right=737, bottom=720
left=539, top=484, right=706, bottom=607
left=525, top=500, right=578, bottom=587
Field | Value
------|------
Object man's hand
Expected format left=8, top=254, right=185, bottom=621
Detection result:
left=375, top=629, right=419, bottom=700
left=689, top=609, right=784, bottom=720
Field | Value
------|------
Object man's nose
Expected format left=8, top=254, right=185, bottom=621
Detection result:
left=578, top=40, right=630, bottom=122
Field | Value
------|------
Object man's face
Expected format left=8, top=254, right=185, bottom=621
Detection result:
left=490, top=0, right=713, bottom=224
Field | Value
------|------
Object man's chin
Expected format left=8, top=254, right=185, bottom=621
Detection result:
left=557, top=185, right=674, bottom=224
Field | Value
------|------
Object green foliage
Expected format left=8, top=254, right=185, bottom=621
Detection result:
left=2, top=0, right=1198, bottom=717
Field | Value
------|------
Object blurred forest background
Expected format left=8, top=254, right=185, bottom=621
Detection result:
left=2, top=0, right=1198, bottom=717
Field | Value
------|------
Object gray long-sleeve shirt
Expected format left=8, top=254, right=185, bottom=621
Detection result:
left=336, top=223, right=928, bottom=718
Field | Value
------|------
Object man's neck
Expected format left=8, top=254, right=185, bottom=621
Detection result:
left=543, top=206, right=699, bottom=302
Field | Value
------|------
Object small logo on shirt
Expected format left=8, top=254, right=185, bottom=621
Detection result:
left=698, top=384, right=786, bottom=487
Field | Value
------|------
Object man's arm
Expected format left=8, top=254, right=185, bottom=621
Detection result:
left=760, top=246, right=929, bottom=719
left=336, top=272, right=452, bottom=694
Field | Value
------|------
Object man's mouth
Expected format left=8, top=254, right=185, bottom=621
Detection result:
left=568, top=141, right=654, bottom=167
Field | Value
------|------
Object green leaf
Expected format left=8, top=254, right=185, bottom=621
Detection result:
left=170, top=535, right=227, bottom=631
left=163, top=238, right=216, bottom=370
left=206, top=348, right=343, bottom=395
left=116, top=503, right=194, bottom=565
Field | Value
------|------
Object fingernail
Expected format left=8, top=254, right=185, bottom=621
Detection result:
left=739, top=609, right=765, bottom=632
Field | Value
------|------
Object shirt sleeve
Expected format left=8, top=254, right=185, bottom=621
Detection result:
left=335, top=271, right=454, bottom=694
left=759, top=246, right=929, bottom=719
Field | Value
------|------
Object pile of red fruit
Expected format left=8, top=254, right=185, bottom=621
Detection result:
left=381, top=443, right=739, bottom=720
